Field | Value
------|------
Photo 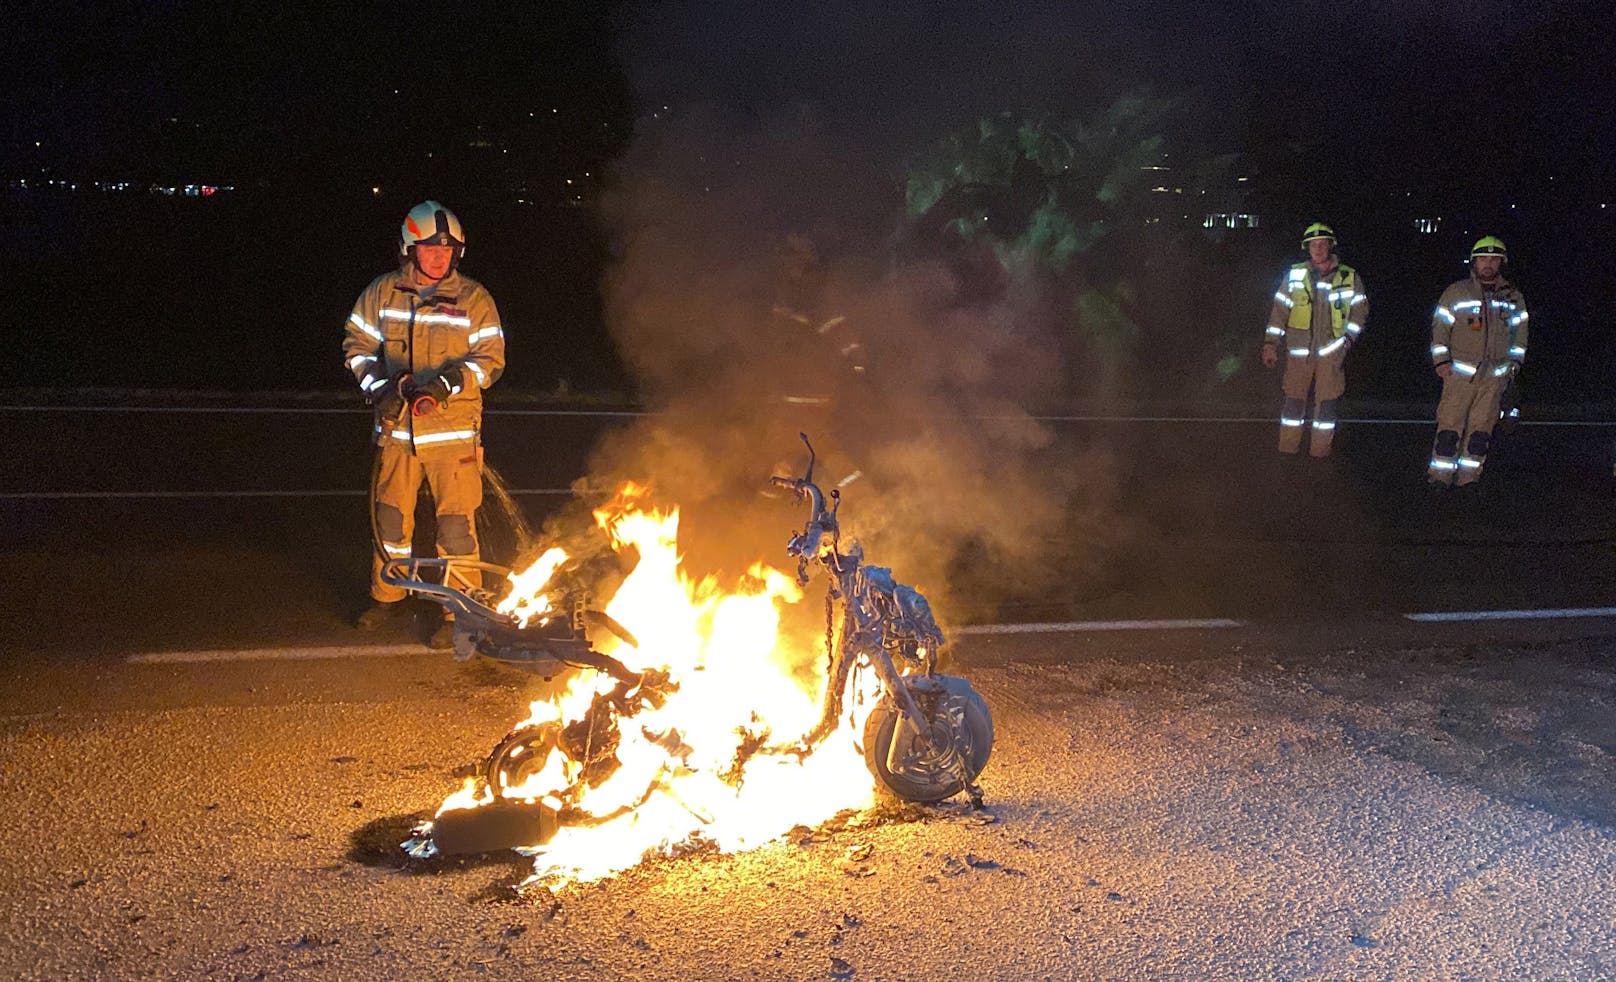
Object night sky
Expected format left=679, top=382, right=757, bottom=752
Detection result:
left=8, top=1, right=1611, bottom=192
left=5, top=1, right=1613, bottom=397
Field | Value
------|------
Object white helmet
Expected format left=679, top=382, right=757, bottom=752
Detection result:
left=399, top=200, right=466, bottom=262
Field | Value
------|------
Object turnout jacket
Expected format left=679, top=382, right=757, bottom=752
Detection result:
left=1430, top=274, right=1528, bottom=379
left=341, top=268, right=506, bottom=457
left=1264, top=259, right=1368, bottom=357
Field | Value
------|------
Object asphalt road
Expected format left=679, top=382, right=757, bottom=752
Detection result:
left=3, top=406, right=1616, bottom=978
left=3, top=627, right=1615, bottom=978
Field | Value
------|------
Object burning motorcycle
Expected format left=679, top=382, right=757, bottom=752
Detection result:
left=385, top=436, right=992, bottom=859
left=765, top=434, right=993, bottom=805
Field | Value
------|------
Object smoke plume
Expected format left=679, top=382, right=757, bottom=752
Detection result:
left=559, top=103, right=1128, bottom=625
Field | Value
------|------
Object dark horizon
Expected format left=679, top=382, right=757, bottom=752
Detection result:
left=5, top=0, right=1613, bottom=405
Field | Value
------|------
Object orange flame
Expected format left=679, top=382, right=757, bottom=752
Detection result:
left=439, top=483, right=882, bottom=884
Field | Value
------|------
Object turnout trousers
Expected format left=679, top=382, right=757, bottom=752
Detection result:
left=1278, top=348, right=1346, bottom=457
left=1428, top=372, right=1506, bottom=487
left=369, top=440, right=483, bottom=602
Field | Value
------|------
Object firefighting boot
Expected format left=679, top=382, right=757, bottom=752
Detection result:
left=1308, top=426, right=1336, bottom=458
left=428, top=615, right=455, bottom=650
left=355, top=600, right=404, bottom=631
left=1277, top=423, right=1304, bottom=454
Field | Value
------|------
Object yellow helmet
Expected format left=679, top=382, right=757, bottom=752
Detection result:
left=1300, top=222, right=1336, bottom=247
left=1470, top=235, right=1507, bottom=260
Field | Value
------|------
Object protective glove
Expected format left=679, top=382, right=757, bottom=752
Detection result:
left=409, top=369, right=458, bottom=417
left=372, top=372, right=410, bottom=420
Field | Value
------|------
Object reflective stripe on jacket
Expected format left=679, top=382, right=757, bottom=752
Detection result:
left=341, top=268, right=506, bottom=456
left=1265, top=260, right=1368, bottom=355
left=1429, top=275, right=1528, bottom=378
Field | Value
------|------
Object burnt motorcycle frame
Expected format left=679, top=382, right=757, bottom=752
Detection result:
left=379, top=435, right=992, bottom=852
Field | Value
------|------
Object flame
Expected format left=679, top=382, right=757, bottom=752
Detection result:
left=437, top=483, right=882, bottom=884
left=495, top=546, right=569, bottom=627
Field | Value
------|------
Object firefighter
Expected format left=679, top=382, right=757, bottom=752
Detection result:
left=343, top=201, right=507, bottom=648
left=1261, top=223, right=1369, bottom=457
left=1426, top=236, right=1527, bottom=488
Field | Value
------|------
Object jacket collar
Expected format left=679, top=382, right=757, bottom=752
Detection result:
left=391, top=268, right=463, bottom=303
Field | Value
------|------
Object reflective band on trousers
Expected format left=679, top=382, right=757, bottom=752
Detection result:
left=413, top=429, right=478, bottom=445
left=1312, top=421, right=1336, bottom=430
left=383, top=543, right=412, bottom=557
left=1281, top=417, right=1305, bottom=427
left=1429, top=459, right=1458, bottom=471
left=1459, top=457, right=1483, bottom=469
left=1509, top=345, right=1526, bottom=357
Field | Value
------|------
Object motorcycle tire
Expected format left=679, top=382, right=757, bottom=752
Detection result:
left=484, top=722, right=562, bottom=800
left=862, top=674, right=993, bottom=803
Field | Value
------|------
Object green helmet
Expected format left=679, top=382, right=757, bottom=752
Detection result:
left=1470, top=235, right=1507, bottom=260
left=1300, top=222, right=1336, bottom=247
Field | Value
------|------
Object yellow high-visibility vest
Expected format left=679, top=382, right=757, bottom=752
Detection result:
left=1284, top=262, right=1359, bottom=338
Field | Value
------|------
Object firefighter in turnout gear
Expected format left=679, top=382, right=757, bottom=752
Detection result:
left=1426, top=236, right=1527, bottom=488
left=1261, top=223, right=1369, bottom=456
left=343, top=201, right=507, bottom=648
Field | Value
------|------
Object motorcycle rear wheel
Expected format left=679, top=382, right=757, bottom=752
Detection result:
left=484, top=723, right=562, bottom=800
left=862, top=675, right=993, bottom=803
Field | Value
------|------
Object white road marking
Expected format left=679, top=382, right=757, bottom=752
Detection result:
left=128, top=644, right=431, bottom=664
left=954, top=618, right=1244, bottom=635
left=1404, top=606, right=1616, bottom=623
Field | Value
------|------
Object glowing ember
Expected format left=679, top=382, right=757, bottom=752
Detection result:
left=434, top=484, right=883, bottom=884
